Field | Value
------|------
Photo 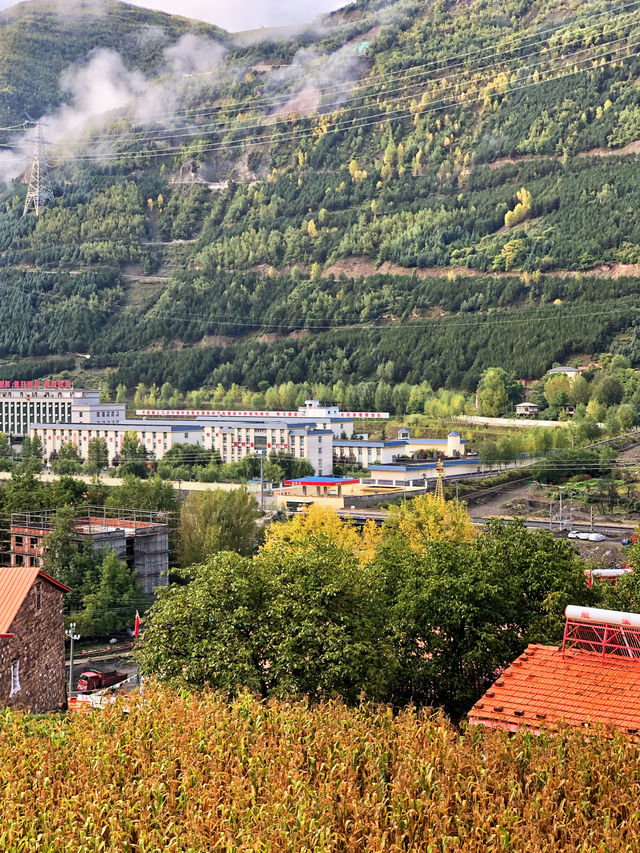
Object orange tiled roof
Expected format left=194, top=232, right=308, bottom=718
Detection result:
left=0, top=567, right=70, bottom=637
left=468, top=643, right=640, bottom=736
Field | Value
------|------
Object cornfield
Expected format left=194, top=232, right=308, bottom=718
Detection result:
left=1, top=688, right=639, bottom=852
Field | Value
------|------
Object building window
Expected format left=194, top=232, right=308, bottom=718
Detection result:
left=10, top=660, right=20, bottom=697
left=14, top=536, right=23, bottom=548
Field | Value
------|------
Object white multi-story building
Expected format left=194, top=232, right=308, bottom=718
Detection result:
left=0, top=381, right=125, bottom=438
left=135, top=399, right=390, bottom=440
left=333, top=431, right=468, bottom=467
left=30, top=420, right=202, bottom=463
left=200, top=417, right=333, bottom=475
left=30, top=394, right=391, bottom=475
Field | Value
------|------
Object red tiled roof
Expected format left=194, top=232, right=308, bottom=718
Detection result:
left=468, top=643, right=640, bottom=736
left=0, top=567, right=70, bottom=637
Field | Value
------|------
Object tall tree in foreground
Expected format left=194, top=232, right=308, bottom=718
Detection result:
left=383, top=493, right=476, bottom=554
left=138, top=543, right=392, bottom=701
left=139, top=509, right=601, bottom=715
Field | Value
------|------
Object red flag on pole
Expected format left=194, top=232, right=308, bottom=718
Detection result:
left=134, top=611, right=141, bottom=639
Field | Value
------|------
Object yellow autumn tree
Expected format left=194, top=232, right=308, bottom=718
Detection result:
left=504, top=186, right=532, bottom=228
left=262, top=505, right=381, bottom=565
left=382, top=494, right=476, bottom=555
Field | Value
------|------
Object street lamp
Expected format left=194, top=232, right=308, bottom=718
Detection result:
left=257, top=448, right=266, bottom=511
left=65, top=621, right=80, bottom=696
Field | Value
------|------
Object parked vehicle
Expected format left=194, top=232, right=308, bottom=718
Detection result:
left=77, top=670, right=126, bottom=693
left=568, top=531, right=606, bottom=541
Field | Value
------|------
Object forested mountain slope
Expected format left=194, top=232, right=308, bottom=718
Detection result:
left=0, top=1, right=228, bottom=131
left=1, top=0, right=640, bottom=393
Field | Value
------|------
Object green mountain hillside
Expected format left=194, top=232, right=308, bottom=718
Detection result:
left=0, top=0, right=228, bottom=130
left=1, top=0, right=640, bottom=400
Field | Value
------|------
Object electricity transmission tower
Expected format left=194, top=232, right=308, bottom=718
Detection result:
left=434, top=458, right=446, bottom=501
left=23, top=122, right=53, bottom=217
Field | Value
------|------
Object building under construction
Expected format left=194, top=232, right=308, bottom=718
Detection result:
left=9, top=507, right=171, bottom=596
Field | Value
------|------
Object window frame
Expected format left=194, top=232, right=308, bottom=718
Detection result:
left=10, top=660, right=20, bottom=697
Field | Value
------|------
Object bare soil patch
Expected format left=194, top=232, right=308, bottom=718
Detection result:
left=196, top=335, right=231, bottom=348
left=322, top=256, right=640, bottom=282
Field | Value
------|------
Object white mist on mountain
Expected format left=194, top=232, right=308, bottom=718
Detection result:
left=124, top=0, right=347, bottom=32
left=0, top=0, right=411, bottom=183
left=0, top=28, right=230, bottom=183
left=268, top=43, right=366, bottom=117
left=0, top=48, right=146, bottom=182
left=131, top=33, right=228, bottom=125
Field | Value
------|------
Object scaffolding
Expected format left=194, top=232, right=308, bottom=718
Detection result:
left=10, top=505, right=177, bottom=534
left=9, top=506, right=177, bottom=596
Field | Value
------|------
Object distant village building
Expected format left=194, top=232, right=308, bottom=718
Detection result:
left=200, top=418, right=334, bottom=475
left=363, top=454, right=533, bottom=488
left=469, top=606, right=640, bottom=736
left=32, top=420, right=201, bottom=466
left=547, top=365, right=579, bottom=381
left=0, top=566, right=69, bottom=712
left=10, top=508, right=170, bottom=596
left=515, top=402, right=540, bottom=416
left=31, top=399, right=389, bottom=476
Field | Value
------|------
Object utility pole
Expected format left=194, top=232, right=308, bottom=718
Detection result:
left=549, top=500, right=553, bottom=531
left=65, top=621, right=80, bottom=696
left=568, top=489, right=576, bottom=529
left=23, top=122, right=54, bottom=217
left=259, top=449, right=265, bottom=511
left=559, top=488, right=563, bottom=530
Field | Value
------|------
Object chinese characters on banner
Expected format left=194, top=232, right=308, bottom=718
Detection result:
left=0, top=380, right=72, bottom=389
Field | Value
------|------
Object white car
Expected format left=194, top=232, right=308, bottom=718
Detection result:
left=568, top=531, right=605, bottom=542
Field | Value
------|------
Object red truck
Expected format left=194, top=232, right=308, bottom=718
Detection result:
left=77, top=670, right=126, bottom=693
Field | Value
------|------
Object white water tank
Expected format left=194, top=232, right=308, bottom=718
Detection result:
left=565, top=604, right=640, bottom=628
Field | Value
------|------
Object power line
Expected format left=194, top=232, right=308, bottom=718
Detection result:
left=4, top=17, right=639, bottom=164
left=22, top=123, right=53, bottom=217
left=44, top=44, right=640, bottom=164
left=129, top=298, right=640, bottom=331
left=56, top=0, right=640, bottom=130
left=54, top=14, right=640, bottom=147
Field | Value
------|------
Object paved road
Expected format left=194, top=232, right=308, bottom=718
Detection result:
left=338, top=508, right=636, bottom=539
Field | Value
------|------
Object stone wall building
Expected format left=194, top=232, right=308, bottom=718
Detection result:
left=0, top=567, right=69, bottom=712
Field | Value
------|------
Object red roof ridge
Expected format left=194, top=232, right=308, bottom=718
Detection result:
left=36, top=570, right=71, bottom=593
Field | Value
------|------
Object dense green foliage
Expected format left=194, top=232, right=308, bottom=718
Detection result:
left=2, top=0, right=640, bottom=391
left=178, top=488, right=262, bottom=565
left=139, top=509, right=614, bottom=716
